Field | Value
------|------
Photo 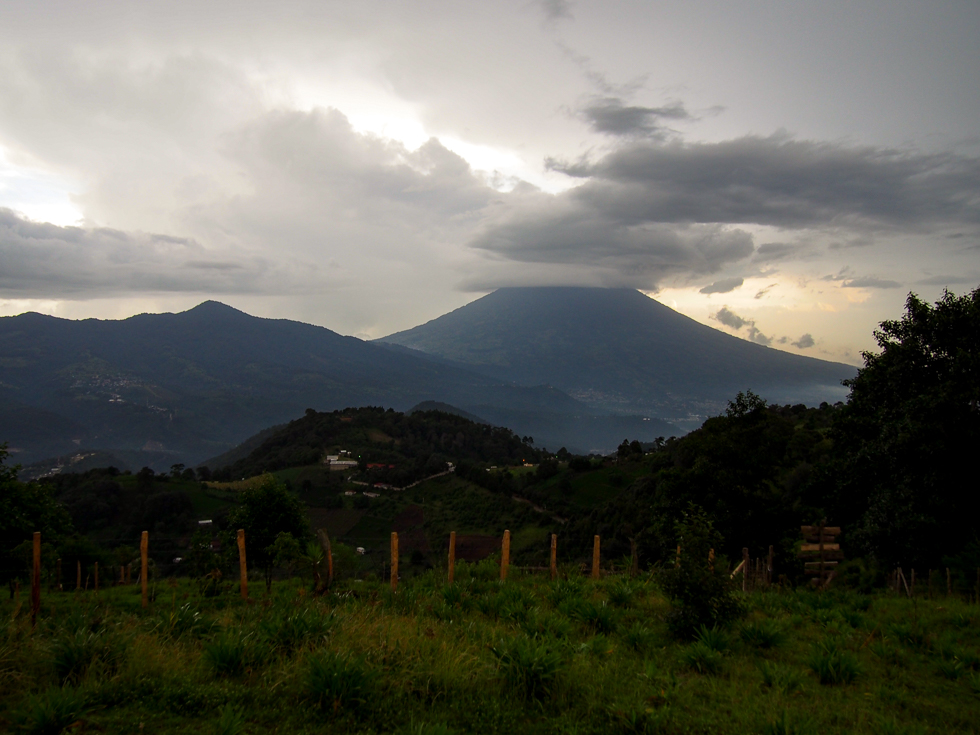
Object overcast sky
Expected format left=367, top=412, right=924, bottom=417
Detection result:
left=0, top=0, right=977, bottom=365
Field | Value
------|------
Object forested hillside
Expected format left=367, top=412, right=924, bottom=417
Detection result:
left=209, top=406, right=543, bottom=487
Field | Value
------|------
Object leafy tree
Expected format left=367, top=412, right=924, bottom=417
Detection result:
left=726, top=390, right=767, bottom=419
left=136, top=467, right=155, bottom=490
left=658, top=504, right=743, bottom=638
left=0, top=444, right=74, bottom=588
left=569, top=400, right=836, bottom=572
left=535, top=458, right=559, bottom=482
left=227, top=474, right=309, bottom=591
left=818, top=287, right=980, bottom=567
left=269, top=531, right=303, bottom=578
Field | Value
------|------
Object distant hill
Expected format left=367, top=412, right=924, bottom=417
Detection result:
left=0, top=300, right=675, bottom=465
left=381, top=287, right=855, bottom=421
left=408, top=401, right=488, bottom=425
left=208, top=406, right=543, bottom=486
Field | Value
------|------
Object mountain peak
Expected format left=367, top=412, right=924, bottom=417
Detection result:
left=181, top=301, right=252, bottom=321
left=381, top=286, right=854, bottom=414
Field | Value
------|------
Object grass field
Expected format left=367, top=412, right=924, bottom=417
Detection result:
left=3, top=568, right=978, bottom=734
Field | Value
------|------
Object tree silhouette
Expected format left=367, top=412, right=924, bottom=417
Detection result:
left=824, top=287, right=980, bottom=567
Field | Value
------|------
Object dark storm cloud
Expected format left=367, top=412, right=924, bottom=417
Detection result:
left=840, top=276, right=901, bottom=289
left=580, top=97, right=690, bottom=138
left=471, top=132, right=979, bottom=288
left=714, top=306, right=747, bottom=330
left=916, top=274, right=980, bottom=286
left=821, top=269, right=899, bottom=289
left=712, top=306, right=772, bottom=346
left=0, top=208, right=277, bottom=296
left=792, top=334, right=815, bottom=349
left=545, top=134, right=980, bottom=231
left=538, top=0, right=574, bottom=22
left=470, top=194, right=755, bottom=286
left=752, top=242, right=808, bottom=262
left=699, top=276, right=743, bottom=294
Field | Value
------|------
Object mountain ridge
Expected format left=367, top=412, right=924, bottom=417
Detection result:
left=380, top=287, right=855, bottom=419
left=0, top=300, right=677, bottom=466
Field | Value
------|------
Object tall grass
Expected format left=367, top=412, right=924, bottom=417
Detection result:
left=305, top=651, right=377, bottom=714
left=807, top=639, right=860, bottom=685
left=1, top=575, right=978, bottom=734
left=11, top=686, right=93, bottom=735
left=490, top=635, right=565, bottom=701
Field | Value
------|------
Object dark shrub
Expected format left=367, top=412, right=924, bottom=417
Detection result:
left=658, top=504, right=744, bottom=638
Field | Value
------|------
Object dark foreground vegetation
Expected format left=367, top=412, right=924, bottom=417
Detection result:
left=2, top=569, right=978, bottom=734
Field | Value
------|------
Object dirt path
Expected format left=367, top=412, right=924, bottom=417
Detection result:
left=512, top=495, right=568, bottom=524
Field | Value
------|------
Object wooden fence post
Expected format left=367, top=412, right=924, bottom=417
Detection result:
left=315, top=529, right=332, bottom=589
left=76, top=561, right=81, bottom=591
left=391, top=532, right=399, bottom=591
left=140, top=531, right=148, bottom=609
left=591, top=535, right=601, bottom=580
left=708, top=548, right=715, bottom=572
left=237, top=529, right=248, bottom=601
left=675, top=545, right=681, bottom=568
left=448, top=531, right=456, bottom=584
left=550, top=534, right=557, bottom=581
left=742, top=548, right=749, bottom=592
left=500, top=530, right=510, bottom=581
left=31, top=532, right=40, bottom=628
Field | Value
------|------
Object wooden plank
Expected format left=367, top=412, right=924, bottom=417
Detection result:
left=801, top=526, right=841, bottom=535
left=798, top=551, right=845, bottom=560
left=500, top=530, right=510, bottom=581
left=550, top=534, right=557, bottom=581
left=31, top=532, right=40, bottom=628
left=448, top=531, right=456, bottom=584
left=140, top=531, right=148, bottom=609
left=237, top=529, right=248, bottom=600
left=742, top=548, right=749, bottom=592
left=801, top=543, right=840, bottom=552
left=591, top=535, right=601, bottom=580
left=391, top=532, right=399, bottom=591
left=803, top=534, right=839, bottom=543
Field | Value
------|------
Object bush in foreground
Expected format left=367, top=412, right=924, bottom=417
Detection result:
left=658, top=504, right=744, bottom=638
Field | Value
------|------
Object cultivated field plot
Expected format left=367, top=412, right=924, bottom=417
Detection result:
left=2, top=569, right=978, bottom=734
